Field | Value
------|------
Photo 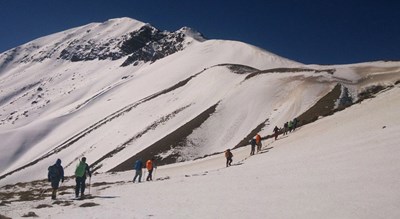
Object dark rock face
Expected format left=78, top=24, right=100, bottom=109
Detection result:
left=120, top=26, right=187, bottom=67
left=1, top=21, right=203, bottom=68
left=59, top=38, right=125, bottom=62
left=58, top=24, right=192, bottom=66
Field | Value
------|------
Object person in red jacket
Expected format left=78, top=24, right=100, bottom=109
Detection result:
left=146, top=159, right=156, bottom=181
left=255, top=134, right=262, bottom=153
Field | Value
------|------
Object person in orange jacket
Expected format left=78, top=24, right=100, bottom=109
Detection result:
left=146, top=159, right=156, bottom=181
left=255, top=134, right=262, bottom=153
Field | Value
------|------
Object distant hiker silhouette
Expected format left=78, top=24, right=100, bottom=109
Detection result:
left=48, top=159, right=64, bottom=200
left=288, top=121, right=293, bottom=133
left=250, top=138, right=256, bottom=155
left=225, top=149, right=233, bottom=167
left=292, top=118, right=299, bottom=131
left=283, top=122, right=288, bottom=135
left=273, top=126, right=280, bottom=140
left=256, top=134, right=262, bottom=153
left=75, top=157, right=92, bottom=198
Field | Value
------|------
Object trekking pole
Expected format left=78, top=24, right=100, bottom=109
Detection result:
left=39, top=188, right=47, bottom=197
left=89, top=177, right=91, bottom=195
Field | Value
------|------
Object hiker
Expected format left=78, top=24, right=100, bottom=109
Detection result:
left=273, top=126, right=280, bottom=140
left=283, top=122, right=289, bottom=135
left=48, top=159, right=64, bottom=200
left=75, top=157, right=91, bottom=198
left=146, top=159, right=156, bottom=181
left=288, top=120, right=293, bottom=132
left=255, top=134, right=262, bottom=153
left=225, top=149, right=233, bottom=167
left=292, top=118, right=299, bottom=131
left=250, top=138, right=256, bottom=155
left=133, top=159, right=143, bottom=183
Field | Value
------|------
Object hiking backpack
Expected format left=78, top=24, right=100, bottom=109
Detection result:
left=48, top=165, right=59, bottom=179
left=75, top=162, right=86, bottom=177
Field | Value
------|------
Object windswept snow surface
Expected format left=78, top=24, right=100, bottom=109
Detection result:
left=1, top=85, right=399, bottom=218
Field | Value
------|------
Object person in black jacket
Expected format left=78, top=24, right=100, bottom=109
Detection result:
left=273, top=126, right=280, bottom=140
left=48, top=159, right=64, bottom=200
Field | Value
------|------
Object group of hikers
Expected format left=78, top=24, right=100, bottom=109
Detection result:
left=224, top=118, right=300, bottom=167
left=47, top=118, right=301, bottom=200
left=132, top=158, right=157, bottom=183
left=273, top=118, right=299, bottom=140
left=47, top=157, right=92, bottom=200
left=224, top=132, right=262, bottom=167
left=47, top=156, right=157, bottom=200
left=249, top=133, right=263, bottom=155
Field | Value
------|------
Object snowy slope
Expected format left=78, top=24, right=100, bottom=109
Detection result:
left=1, top=85, right=399, bottom=218
left=0, top=17, right=399, bottom=189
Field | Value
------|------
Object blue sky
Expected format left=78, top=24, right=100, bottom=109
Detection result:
left=0, top=0, right=399, bottom=64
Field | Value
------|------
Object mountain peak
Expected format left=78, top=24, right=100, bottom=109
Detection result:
left=102, top=17, right=146, bottom=26
left=177, top=27, right=207, bottom=42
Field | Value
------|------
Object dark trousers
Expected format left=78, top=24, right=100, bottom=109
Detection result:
left=50, top=179, right=60, bottom=199
left=226, top=158, right=232, bottom=167
left=133, top=169, right=142, bottom=183
left=146, top=169, right=153, bottom=181
left=51, top=179, right=60, bottom=189
left=250, top=145, right=255, bottom=155
left=75, top=176, right=86, bottom=197
left=257, top=142, right=262, bottom=153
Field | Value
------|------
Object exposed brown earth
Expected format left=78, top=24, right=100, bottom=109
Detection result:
left=110, top=103, right=219, bottom=172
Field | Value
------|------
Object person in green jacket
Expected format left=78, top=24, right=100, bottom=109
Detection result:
left=75, top=157, right=91, bottom=198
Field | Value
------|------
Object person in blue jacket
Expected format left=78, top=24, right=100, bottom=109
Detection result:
left=48, top=159, right=64, bottom=200
left=133, top=159, right=143, bottom=183
left=250, top=138, right=256, bottom=155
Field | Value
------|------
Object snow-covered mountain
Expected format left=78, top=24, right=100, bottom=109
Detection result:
left=0, top=16, right=399, bottom=189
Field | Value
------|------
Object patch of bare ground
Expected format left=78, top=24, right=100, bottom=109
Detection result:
left=296, top=84, right=342, bottom=125
left=233, top=118, right=269, bottom=149
left=0, top=214, right=12, bottom=219
left=109, top=103, right=219, bottom=172
left=21, top=211, right=38, bottom=217
left=356, top=84, right=393, bottom=102
left=0, top=179, right=76, bottom=203
left=36, top=204, right=52, bottom=209
left=245, top=67, right=335, bottom=80
left=215, top=64, right=259, bottom=74
left=92, top=104, right=191, bottom=172
left=52, top=200, right=73, bottom=206
left=79, top=202, right=99, bottom=207
left=0, top=201, right=11, bottom=206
